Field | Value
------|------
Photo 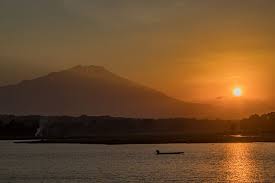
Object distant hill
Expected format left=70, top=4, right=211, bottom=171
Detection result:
left=0, top=65, right=213, bottom=118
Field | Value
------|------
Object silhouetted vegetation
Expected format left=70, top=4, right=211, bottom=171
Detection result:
left=1, top=113, right=275, bottom=143
left=0, top=115, right=39, bottom=139
left=240, top=112, right=275, bottom=134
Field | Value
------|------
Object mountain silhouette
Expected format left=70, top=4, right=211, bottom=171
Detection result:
left=0, top=65, right=212, bottom=118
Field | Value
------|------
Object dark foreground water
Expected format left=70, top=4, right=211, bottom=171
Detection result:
left=0, top=141, right=274, bottom=183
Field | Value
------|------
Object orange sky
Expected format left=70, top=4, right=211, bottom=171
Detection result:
left=0, top=0, right=274, bottom=116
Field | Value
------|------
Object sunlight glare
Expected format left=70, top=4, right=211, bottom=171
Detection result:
left=233, top=87, right=242, bottom=97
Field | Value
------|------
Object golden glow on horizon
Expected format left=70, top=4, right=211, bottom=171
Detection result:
left=233, top=87, right=243, bottom=97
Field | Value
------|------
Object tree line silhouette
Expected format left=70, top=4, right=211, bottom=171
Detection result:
left=0, top=113, right=274, bottom=140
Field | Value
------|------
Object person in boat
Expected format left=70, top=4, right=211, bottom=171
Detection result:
left=155, top=149, right=184, bottom=155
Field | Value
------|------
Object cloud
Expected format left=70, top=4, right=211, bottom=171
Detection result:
left=216, top=96, right=224, bottom=100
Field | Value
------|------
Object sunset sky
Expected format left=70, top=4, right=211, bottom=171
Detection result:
left=0, top=0, right=274, bottom=115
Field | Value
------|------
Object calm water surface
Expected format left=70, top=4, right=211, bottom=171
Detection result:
left=0, top=141, right=274, bottom=183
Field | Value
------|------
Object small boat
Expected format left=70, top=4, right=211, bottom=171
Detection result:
left=155, top=150, right=184, bottom=155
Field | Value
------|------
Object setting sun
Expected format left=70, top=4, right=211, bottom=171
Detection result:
left=233, top=87, right=243, bottom=97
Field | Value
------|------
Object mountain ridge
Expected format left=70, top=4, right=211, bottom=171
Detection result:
left=0, top=65, right=212, bottom=118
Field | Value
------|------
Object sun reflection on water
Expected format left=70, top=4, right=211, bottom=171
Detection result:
left=223, top=143, right=262, bottom=183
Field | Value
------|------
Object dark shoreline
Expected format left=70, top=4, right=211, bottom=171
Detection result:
left=12, top=135, right=275, bottom=145
left=2, top=113, right=275, bottom=145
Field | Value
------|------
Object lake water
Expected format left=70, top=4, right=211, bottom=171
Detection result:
left=0, top=141, right=274, bottom=183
